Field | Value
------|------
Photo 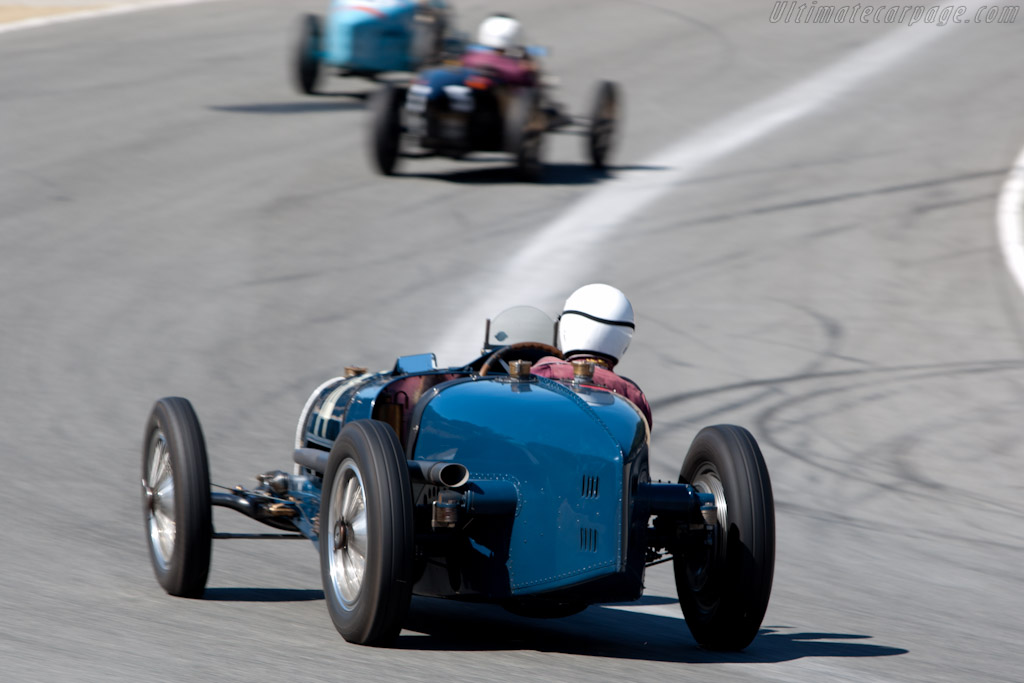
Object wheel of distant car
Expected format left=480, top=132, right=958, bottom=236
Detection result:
left=587, top=81, right=619, bottom=169
left=294, top=14, right=322, bottom=95
left=505, top=90, right=544, bottom=181
left=141, top=397, right=212, bottom=599
left=369, top=84, right=405, bottom=176
left=673, top=424, right=775, bottom=651
left=478, top=341, right=562, bottom=376
left=320, top=420, right=414, bottom=646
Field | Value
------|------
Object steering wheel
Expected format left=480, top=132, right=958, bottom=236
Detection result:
left=478, top=342, right=563, bottom=377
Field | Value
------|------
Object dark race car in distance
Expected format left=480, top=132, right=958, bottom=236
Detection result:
left=368, top=56, right=620, bottom=181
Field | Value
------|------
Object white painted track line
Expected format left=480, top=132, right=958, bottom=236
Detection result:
left=432, top=5, right=988, bottom=365
left=997, top=144, right=1024, bottom=297
left=7, top=0, right=1018, bottom=351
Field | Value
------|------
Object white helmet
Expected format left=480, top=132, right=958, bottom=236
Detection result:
left=557, top=284, right=635, bottom=364
left=477, top=14, right=523, bottom=51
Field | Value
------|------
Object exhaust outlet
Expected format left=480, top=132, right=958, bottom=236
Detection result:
left=408, top=460, right=469, bottom=488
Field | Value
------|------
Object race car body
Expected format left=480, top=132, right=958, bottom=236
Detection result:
left=293, top=0, right=454, bottom=94
left=368, top=62, right=620, bottom=181
left=297, top=354, right=650, bottom=603
left=141, top=307, right=775, bottom=650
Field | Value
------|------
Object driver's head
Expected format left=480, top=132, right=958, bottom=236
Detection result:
left=477, top=14, right=523, bottom=52
left=557, top=284, right=635, bottom=367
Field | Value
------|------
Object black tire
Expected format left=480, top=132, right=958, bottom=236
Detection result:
left=369, top=84, right=404, bottom=176
left=320, top=420, right=414, bottom=646
left=142, top=397, right=212, bottom=598
left=505, top=90, right=544, bottom=182
left=294, top=14, right=322, bottom=95
left=673, top=425, right=774, bottom=651
left=587, top=80, right=619, bottom=169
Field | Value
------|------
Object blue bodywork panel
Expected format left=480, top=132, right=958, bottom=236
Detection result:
left=410, top=376, right=648, bottom=596
left=321, top=0, right=448, bottom=73
left=305, top=372, right=388, bottom=447
left=299, top=356, right=651, bottom=601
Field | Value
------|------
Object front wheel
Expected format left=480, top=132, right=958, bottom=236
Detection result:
left=587, top=81, right=619, bottom=169
left=320, top=420, right=414, bottom=646
left=673, top=425, right=774, bottom=650
left=505, top=90, right=544, bottom=182
left=142, top=397, right=212, bottom=598
left=294, top=14, right=322, bottom=95
left=368, top=84, right=404, bottom=176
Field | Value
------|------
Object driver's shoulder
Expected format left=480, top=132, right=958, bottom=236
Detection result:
left=531, top=356, right=572, bottom=379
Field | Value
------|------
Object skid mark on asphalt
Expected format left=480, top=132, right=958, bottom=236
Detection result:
left=432, top=3, right=989, bottom=365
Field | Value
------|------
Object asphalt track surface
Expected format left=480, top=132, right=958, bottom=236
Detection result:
left=3, top=1, right=1024, bottom=681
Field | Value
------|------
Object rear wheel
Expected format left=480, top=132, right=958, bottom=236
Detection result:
left=142, top=397, right=212, bottom=598
left=515, top=130, right=543, bottom=182
left=294, top=14, right=322, bottom=95
left=673, top=425, right=774, bottom=650
left=505, top=90, right=544, bottom=182
left=587, top=81, right=619, bottom=169
left=369, top=84, right=404, bottom=175
left=321, top=420, right=414, bottom=646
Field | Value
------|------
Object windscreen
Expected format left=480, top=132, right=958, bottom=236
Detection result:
left=485, top=306, right=556, bottom=349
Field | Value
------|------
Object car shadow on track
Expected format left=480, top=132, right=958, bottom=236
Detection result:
left=202, top=587, right=324, bottom=602
left=210, top=94, right=368, bottom=115
left=402, top=163, right=669, bottom=186
left=399, top=597, right=908, bottom=663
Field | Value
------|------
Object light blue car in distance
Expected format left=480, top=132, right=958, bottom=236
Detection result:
left=293, top=0, right=456, bottom=94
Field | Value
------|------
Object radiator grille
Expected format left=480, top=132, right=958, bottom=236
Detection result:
left=580, top=526, right=598, bottom=552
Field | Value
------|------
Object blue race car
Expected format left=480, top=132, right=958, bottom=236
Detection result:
left=141, top=306, right=775, bottom=650
left=293, top=0, right=455, bottom=95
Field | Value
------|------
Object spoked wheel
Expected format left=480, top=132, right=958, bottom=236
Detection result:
left=294, top=14, right=322, bottom=95
left=505, top=90, right=544, bottom=182
left=142, top=397, right=212, bottom=598
left=369, top=84, right=404, bottom=175
left=673, top=425, right=775, bottom=650
left=515, top=130, right=543, bottom=182
left=587, top=80, right=619, bottom=169
left=320, top=420, right=414, bottom=646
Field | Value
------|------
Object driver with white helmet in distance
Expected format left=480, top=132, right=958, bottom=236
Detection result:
left=460, top=13, right=538, bottom=87
left=532, top=284, right=653, bottom=427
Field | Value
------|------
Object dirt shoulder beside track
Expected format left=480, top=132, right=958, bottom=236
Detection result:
left=0, top=0, right=195, bottom=26
left=0, top=3, right=109, bottom=24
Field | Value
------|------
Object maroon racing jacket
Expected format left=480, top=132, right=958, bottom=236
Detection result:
left=531, top=356, right=653, bottom=428
left=461, top=49, right=538, bottom=87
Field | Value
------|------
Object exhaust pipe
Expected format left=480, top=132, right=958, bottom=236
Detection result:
left=296, top=448, right=469, bottom=488
left=408, top=460, right=469, bottom=488
left=636, top=482, right=715, bottom=528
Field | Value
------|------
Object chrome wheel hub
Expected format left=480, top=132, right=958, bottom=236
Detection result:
left=327, top=460, right=368, bottom=609
left=145, top=432, right=176, bottom=571
left=692, top=466, right=727, bottom=531
left=687, top=463, right=728, bottom=596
